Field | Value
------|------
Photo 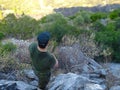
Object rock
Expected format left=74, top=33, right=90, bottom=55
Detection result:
left=0, top=80, right=39, bottom=90
left=84, top=83, right=104, bottom=90
left=110, top=86, right=120, bottom=90
left=30, top=80, right=38, bottom=87
left=0, top=82, right=17, bottom=90
left=24, top=69, right=38, bottom=80
left=48, top=73, right=105, bottom=90
left=107, top=63, right=120, bottom=78
left=58, top=44, right=105, bottom=76
left=0, top=72, right=16, bottom=80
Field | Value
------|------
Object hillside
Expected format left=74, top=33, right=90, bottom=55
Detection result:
left=0, top=0, right=120, bottom=19
left=0, top=0, right=120, bottom=90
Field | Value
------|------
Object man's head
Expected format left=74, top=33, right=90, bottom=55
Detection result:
left=37, top=31, right=50, bottom=49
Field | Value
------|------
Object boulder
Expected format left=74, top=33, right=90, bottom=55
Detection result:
left=106, top=63, right=120, bottom=78
left=0, top=80, right=39, bottom=90
left=110, top=86, right=120, bottom=90
left=24, top=69, right=38, bottom=80
left=84, top=84, right=104, bottom=90
left=48, top=73, right=105, bottom=90
left=57, top=44, right=106, bottom=76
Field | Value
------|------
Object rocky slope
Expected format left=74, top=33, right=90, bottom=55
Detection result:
left=0, top=38, right=120, bottom=90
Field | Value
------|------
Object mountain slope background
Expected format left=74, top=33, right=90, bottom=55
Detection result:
left=0, top=0, right=120, bottom=17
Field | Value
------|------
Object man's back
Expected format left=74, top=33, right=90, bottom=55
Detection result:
left=29, top=43, right=55, bottom=73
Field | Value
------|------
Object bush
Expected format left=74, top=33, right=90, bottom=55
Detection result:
left=39, top=13, right=68, bottom=24
left=109, top=9, right=120, bottom=19
left=0, top=42, right=17, bottom=53
left=0, top=14, right=40, bottom=39
left=38, top=13, right=78, bottom=43
left=78, top=10, right=92, bottom=23
left=92, top=21, right=106, bottom=32
left=0, top=43, right=18, bottom=73
left=0, top=32, right=5, bottom=40
left=0, top=53, right=18, bottom=73
left=73, top=15, right=84, bottom=26
left=94, top=20, right=120, bottom=62
left=90, top=12, right=107, bottom=22
left=70, top=11, right=91, bottom=27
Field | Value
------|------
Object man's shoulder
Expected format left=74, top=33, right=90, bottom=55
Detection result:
left=29, top=43, right=37, bottom=52
left=46, top=52, right=53, bottom=58
left=47, top=53, right=56, bottom=62
left=30, top=43, right=37, bottom=47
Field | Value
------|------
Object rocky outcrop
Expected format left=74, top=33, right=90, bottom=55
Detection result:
left=3, top=39, right=120, bottom=90
left=110, top=86, right=120, bottom=90
left=0, top=80, right=39, bottom=90
left=57, top=44, right=106, bottom=76
left=48, top=73, right=105, bottom=90
left=106, top=63, right=120, bottom=78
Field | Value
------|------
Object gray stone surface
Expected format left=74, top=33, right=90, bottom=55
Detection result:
left=48, top=73, right=105, bottom=90
left=0, top=80, right=39, bottom=90
left=58, top=44, right=106, bottom=76
left=24, top=69, right=38, bottom=80
left=110, top=86, right=120, bottom=90
left=84, top=83, right=104, bottom=90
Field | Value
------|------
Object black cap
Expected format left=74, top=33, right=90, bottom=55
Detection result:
left=37, top=31, right=50, bottom=45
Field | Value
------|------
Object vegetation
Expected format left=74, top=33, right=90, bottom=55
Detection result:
left=0, top=9, right=120, bottom=62
left=0, top=0, right=120, bottom=65
left=93, top=17, right=120, bottom=62
left=0, top=14, right=40, bottom=39
left=0, top=42, right=17, bottom=73
left=90, top=12, right=107, bottom=22
left=109, top=9, right=120, bottom=19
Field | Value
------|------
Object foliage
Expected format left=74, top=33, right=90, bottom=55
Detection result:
left=70, top=10, right=91, bottom=27
left=0, top=14, right=40, bottom=39
left=0, top=7, right=120, bottom=63
left=0, top=42, right=17, bottom=53
left=73, top=15, right=84, bottom=26
left=92, top=21, right=106, bottom=32
left=94, top=19, right=120, bottom=62
left=90, top=12, right=107, bottom=22
left=38, top=13, right=78, bottom=43
left=0, top=32, right=5, bottom=40
left=0, top=42, right=17, bottom=73
left=0, top=53, right=18, bottom=73
left=76, top=10, right=92, bottom=23
left=40, top=13, right=68, bottom=23
left=109, top=9, right=120, bottom=19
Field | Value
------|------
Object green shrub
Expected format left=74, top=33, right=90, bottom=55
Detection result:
left=0, top=14, right=40, bottom=39
left=38, top=13, right=78, bottom=43
left=0, top=32, right=5, bottom=40
left=70, top=10, right=91, bottom=25
left=73, top=15, right=84, bottom=26
left=0, top=42, right=17, bottom=53
left=39, top=20, right=77, bottom=43
left=92, top=21, right=106, bottom=32
left=0, top=53, right=19, bottom=73
left=39, top=13, right=68, bottom=24
left=94, top=20, right=120, bottom=62
left=77, top=10, right=92, bottom=23
left=114, top=17, right=120, bottom=30
left=109, top=9, right=120, bottom=19
left=90, top=12, right=107, bottom=22
left=0, top=43, right=18, bottom=73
